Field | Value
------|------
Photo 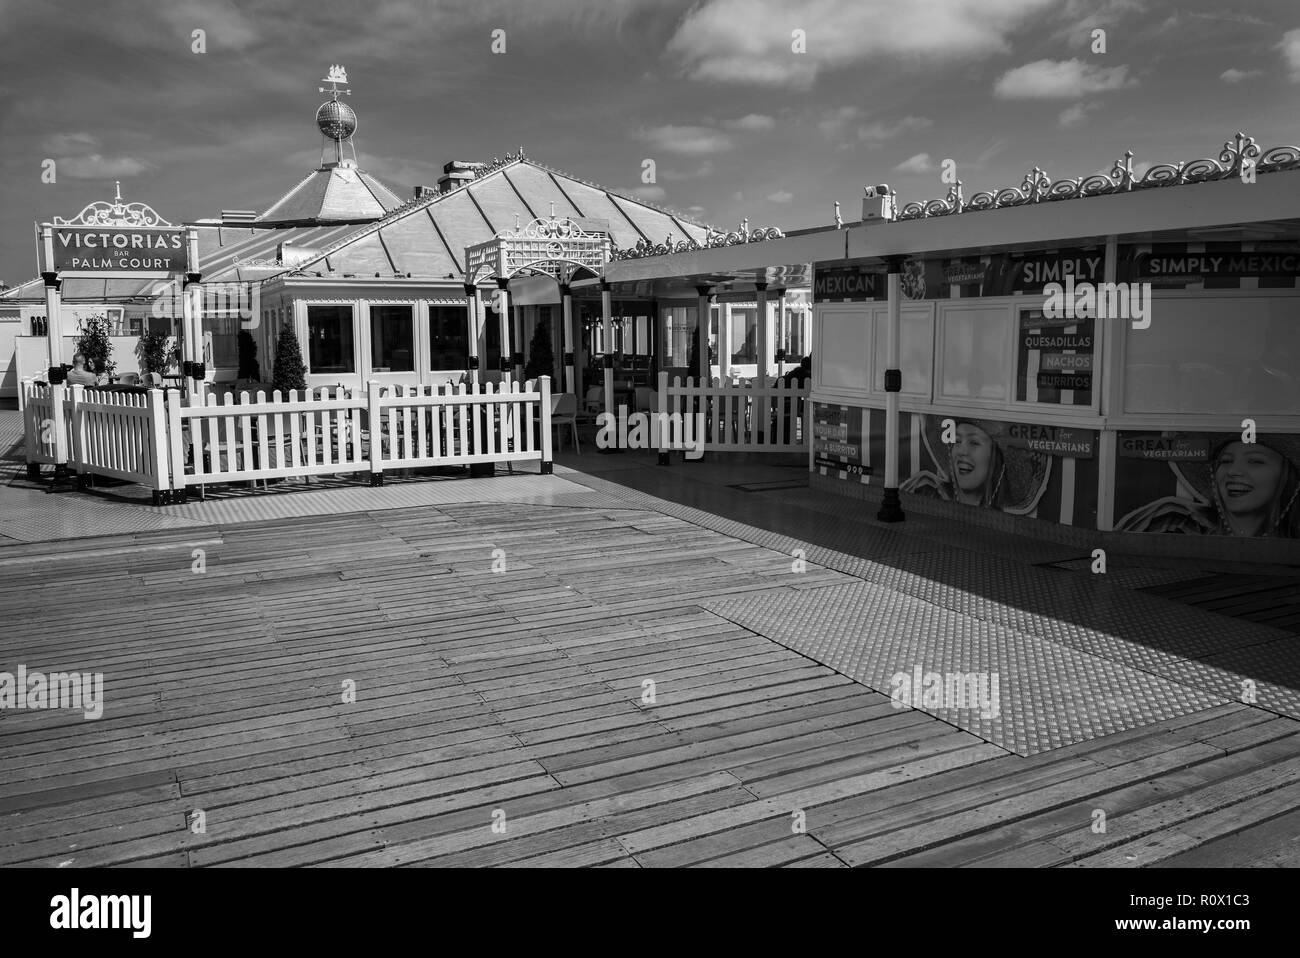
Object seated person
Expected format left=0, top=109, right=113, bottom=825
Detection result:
left=782, top=355, right=812, bottom=388
left=65, top=353, right=101, bottom=387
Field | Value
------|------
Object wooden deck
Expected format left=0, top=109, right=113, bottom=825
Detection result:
left=2, top=501, right=1299, bottom=867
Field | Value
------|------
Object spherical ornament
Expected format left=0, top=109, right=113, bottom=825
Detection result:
left=316, top=100, right=357, bottom=140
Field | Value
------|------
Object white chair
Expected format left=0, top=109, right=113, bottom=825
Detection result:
left=582, top=386, right=603, bottom=415
left=551, top=392, right=580, bottom=453
left=146, top=372, right=163, bottom=388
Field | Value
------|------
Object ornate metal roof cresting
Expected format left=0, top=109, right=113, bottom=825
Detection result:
left=53, top=181, right=174, bottom=228
left=465, top=206, right=609, bottom=283
left=891, top=132, right=1300, bottom=222
left=610, top=218, right=785, bottom=261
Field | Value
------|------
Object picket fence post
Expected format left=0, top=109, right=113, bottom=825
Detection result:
left=367, top=379, right=384, bottom=486
left=539, top=375, right=553, bottom=474
left=147, top=388, right=171, bottom=503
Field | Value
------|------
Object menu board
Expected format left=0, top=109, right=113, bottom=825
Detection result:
left=1016, top=308, right=1094, bottom=406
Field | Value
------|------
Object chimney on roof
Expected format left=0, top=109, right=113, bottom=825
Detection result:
left=437, top=160, right=486, bottom=193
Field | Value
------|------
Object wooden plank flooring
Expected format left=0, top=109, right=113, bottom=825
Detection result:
left=1, top=501, right=1298, bottom=867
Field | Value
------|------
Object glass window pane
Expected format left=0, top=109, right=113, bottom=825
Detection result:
left=821, top=308, right=869, bottom=389
left=874, top=307, right=933, bottom=397
left=430, top=305, right=469, bottom=371
left=1124, top=294, right=1300, bottom=415
left=370, top=304, right=414, bottom=372
left=939, top=305, right=1008, bottom=401
left=306, top=305, right=354, bottom=374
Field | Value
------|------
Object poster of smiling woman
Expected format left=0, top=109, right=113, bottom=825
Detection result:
left=1114, top=433, right=1300, bottom=538
left=901, top=416, right=1053, bottom=516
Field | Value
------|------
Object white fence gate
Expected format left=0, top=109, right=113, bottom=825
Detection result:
left=657, top=372, right=809, bottom=456
left=22, top=376, right=554, bottom=499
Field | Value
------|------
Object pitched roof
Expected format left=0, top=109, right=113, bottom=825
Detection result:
left=280, top=157, right=714, bottom=282
left=2, top=156, right=718, bottom=295
left=255, top=161, right=404, bottom=225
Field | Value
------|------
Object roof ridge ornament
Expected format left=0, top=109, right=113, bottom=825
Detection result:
left=894, top=132, right=1300, bottom=221
left=53, top=182, right=173, bottom=227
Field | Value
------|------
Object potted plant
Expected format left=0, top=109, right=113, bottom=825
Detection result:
left=75, top=313, right=116, bottom=380
left=272, top=326, right=307, bottom=397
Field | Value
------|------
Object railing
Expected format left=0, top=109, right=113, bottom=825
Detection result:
left=68, top=385, right=170, bottom=491
left=657, top=372, right=809, bottom=454
left=23, top=376, right=554, bottom=496
left=165, top=378, right=553, bottom=493
left=20, top=380, right=64, bottom=467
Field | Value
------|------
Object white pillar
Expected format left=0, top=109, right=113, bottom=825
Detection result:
left=495, top=279, right=511, bottom=384
left=755, top=283, right=769, bottom=385
left=183, top=273, right=205, bottom=405
left=601, top=282, right=614, bottom=416
left=694, top=286, right=710, bottom=385
left=561, top=286, right=575, bottom=395
left=42, top=273, right=62, bottom=373
left=464, top=283, right=480, bottom=385
left=720, top=303, right=733, bottom=381
left=777, top=291, right=788, bottom=371
left=512, top=302, right=524, bottom=382
left=878, top=260, right=904, bottom=522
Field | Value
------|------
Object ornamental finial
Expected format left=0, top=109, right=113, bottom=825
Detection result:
left=114, top=181, right=122, bottom=204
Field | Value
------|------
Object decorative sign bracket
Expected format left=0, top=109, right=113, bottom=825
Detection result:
left=52, top=181, right=175, bottom=228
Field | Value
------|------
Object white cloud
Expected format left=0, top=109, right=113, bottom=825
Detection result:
left=629, top=185, right=667, bottom=201
left=722, top=113, right=776, bottom=132
left=1282, top=29, right=1300, bottom=82
left=58, top=155, right=150, bottom=179
left=994, top=58, right=1134, bottom=98
left=660, top=160, right=716, bottom=181
left=667, top=0, right=1057, bottom=89
left=894, top=153, right=933, bottom=174
left=1220, top=68, right=1262, bottom=84
left=857, top=115, right=932, bottom=144
left=1057, top=102, right=1099, bottom=128
left=41, top=132, right=99, bottom=154
left=1052, top=0, right=1147, bottom=48
left=638, top=124, right=734, bottom=155
left=766, top=190, right=793, bottom=203
left=818, top=106, right=860, bottom=140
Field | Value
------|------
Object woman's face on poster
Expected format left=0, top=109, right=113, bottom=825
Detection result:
left=1214, top=442, right=1285, bottom=518
left=952, top=423, right=994, bottom=493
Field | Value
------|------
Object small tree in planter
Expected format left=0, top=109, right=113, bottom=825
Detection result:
left=272, top=326, right=307, bottom=397
left=237, top=330, right=260, bottom=381
left=524, top=320, right=555, bottom=383
left=76, top=313, right=116, bottom=377
left=137, top=331, right=171, bottom=380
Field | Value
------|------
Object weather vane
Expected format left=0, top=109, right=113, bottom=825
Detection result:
left=319, top=64, right=351, bottom=99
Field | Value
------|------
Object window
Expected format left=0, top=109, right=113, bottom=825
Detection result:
left=873, top=305, right=933, bottom=398
left=820, top=307, right=870, bottom=389
left=939, top=304, right=1009, bottom=401
left=370, top=304, right=414, bottom=372
left=429, top=305, right=469, bottom=371
left=203, top=315, right=239, bottom=368
left=307, top=304, right=354, bottom=374
left=1123, top=294, right=1300, bottom=415
left=730, top=307, right=756, bottom=363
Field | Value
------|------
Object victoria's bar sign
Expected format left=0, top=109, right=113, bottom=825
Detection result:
left=53, top=227, right=187, bottom=273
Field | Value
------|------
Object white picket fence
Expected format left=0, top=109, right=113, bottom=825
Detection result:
left=21, top=376, right=554, bottom=497
left=20, top=381, right=167, bottom=491
left=657, top=372, right=809, bottom=454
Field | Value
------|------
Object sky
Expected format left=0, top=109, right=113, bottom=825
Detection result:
left=0, top=0, right=1297, bottom=284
